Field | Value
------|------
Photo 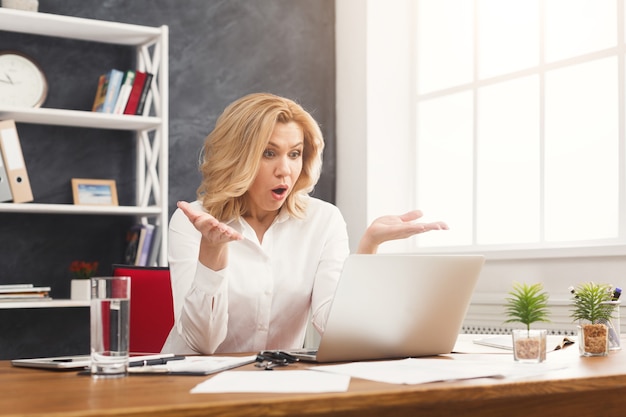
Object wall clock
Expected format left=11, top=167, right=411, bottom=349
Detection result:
left=0, top=50, right=48, bottom=108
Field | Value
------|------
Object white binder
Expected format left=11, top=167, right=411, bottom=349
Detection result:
left=0, top=120, right=33, bottom=203
left=0, top=144, right=13, bottom=202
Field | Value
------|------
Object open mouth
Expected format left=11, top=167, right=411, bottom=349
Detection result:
left=272, top=187, right=287, bottom=196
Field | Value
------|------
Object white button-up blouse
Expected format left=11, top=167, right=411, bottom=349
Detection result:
left=161, top=196, right=350, bottom=355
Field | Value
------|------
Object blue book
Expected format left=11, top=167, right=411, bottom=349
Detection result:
left=136, top=224, right=155, bottom=266
left=100, top=69, right=124, bottom=114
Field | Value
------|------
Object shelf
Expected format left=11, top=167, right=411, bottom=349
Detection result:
left=1, top=8, right=169, bottom=270
left=0, top=299, right=89, bottom=309
left=0, top=203, right=162, bottom=216
left=0, top=8, right=162, bottom=46
left=0, top=107, right=162, bottom=131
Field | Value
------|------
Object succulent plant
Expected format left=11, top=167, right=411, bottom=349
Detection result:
left=570, top=282, right=616, bottom=323
left=504, top=282, right=550, bottom=332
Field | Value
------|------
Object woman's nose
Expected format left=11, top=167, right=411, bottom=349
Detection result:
left=275, top=156, right=291, bottom=176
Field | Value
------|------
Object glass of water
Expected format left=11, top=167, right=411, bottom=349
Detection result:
left=90, top=276, right=130, bottom=378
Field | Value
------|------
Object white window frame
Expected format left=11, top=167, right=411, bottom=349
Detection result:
left=411, top=0, right=626, bottom=260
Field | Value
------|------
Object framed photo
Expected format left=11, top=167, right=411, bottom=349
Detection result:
left=71, top=178, right=119, bottom=206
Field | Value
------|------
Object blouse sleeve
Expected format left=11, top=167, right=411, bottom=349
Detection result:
left=167, top=205, right=229, bottom=354
left=310, top=204, right=350, bottom=335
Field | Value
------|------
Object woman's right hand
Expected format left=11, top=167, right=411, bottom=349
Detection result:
left=177, top=201, right=243, bottom=245
left=177, top=201, right=243, bottom=270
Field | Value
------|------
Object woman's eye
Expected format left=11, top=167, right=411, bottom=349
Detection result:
left=263, top=149, right=275, bottom=158
left=289, top=150, right=302, bottom=158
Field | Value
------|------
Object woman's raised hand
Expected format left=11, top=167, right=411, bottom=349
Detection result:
left=177, top=201, right=243, bottom=246
left=357, top=210, right=448, bottom=254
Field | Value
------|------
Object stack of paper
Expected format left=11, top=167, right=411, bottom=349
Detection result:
left=0, top=284, right=51, bottom=301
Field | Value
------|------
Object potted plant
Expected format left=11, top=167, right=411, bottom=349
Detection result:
left=69, top=260, right=99, bottom=300
left=570, top=282, right=617, bottom=357
left=504, top=282, right=550, bottom=362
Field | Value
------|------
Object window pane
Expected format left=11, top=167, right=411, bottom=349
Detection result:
left=476, top=76, right=541, bottom=244
left=416, top=92, right=473, bottom=246
left=544, top=57, right=618, bottom=241
left=545, top=0, right=616, bottom=63
left=414, top=0, right=623, bottom=255
left=477, top=0, right=540, bottom=79
left=417, top=0, right=474, bottom=94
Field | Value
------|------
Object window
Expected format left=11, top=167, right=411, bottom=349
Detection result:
left=413, top=0, right=626, bottom=258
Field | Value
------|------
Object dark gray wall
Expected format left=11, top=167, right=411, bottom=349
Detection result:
left=0, top=0, right=335, bottom=359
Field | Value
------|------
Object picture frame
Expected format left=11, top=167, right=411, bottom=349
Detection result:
left=71, top=178, right=119, bottom=206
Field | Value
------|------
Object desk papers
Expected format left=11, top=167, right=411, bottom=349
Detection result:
left=191, top=370, right=351, bottom=393
left=190, top=355, right=569, bottom=393
left=311, top=357, right=568, bottom=385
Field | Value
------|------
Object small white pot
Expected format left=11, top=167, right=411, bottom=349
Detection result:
left=70, top=279, right=91, bottom=300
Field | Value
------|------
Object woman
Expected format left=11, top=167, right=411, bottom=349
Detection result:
left=162, top=93, right=447, bottom=355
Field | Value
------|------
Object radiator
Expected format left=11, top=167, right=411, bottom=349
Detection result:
left=462, top=293, right=624, bottom=336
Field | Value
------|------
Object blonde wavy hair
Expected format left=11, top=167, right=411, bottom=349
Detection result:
left=197, top=93, right=324, bottom=221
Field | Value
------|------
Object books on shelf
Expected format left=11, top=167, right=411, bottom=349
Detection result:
left=0, top=284, right=34, bottom=290
left=91, top=74, right=107, bottom=112
left=134, top=72, right=154, bottom=116
left=113, top=70, right=136, bottom=114
left=91, top=68, right=153, bottom=116
left=124, top=224, right=141, bottom=264
left=123, top=71, right=147, bottom=114
left=146, top=223, right=162, bottom=266
left=92, top=69, right=124, bottom=114
left=0, top=284, right=51, bottom=301
left=124, top=223, right=160, bottom=266
left=136, top=223, right=155, bottom=266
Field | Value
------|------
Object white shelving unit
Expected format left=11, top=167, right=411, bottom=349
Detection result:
left=0, top=299, right=89, bottom=309
left=0, top=9, right=169, bottom=270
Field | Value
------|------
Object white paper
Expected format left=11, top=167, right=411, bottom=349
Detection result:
left=191, top=370, right=351, bottom=394
left=311, top=357, right=568, bottom=385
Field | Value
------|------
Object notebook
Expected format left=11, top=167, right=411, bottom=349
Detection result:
left=473, top=334, right=576, bottom=352
left=286, top=254, right=484, bottom=363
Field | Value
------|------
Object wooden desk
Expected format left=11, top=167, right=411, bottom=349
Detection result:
left=2, top=342, right=625, bottom=417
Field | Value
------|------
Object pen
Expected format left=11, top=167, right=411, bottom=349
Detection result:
left=129, top=355, right=186, bottom=367
left=612, top=287, right=621, bottom=301
left=568, top=286, right=578, bottom=298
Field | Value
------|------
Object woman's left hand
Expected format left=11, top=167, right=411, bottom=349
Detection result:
left=357, top=210, right=448, bottom=254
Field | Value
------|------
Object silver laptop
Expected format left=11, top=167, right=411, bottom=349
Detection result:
left=11, top=353, right=176, bottom=370
left=287, top=254, right=484, bottom=363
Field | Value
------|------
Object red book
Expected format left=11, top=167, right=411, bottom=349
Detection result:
left=134, top=72, right=154, bottom=116
left=123, top=71, right=147, bottom=115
